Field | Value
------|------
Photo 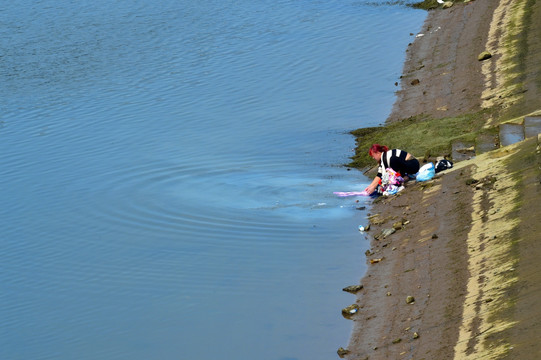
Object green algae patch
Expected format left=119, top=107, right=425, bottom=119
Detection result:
left=410, top=0, right=470, bottom=11
left=348, top=110, right=491, bottom=169
left=410, top=0, right=440, bottom=10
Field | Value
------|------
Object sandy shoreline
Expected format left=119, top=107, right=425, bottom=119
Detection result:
left=341, top=0, right=541, bottom=359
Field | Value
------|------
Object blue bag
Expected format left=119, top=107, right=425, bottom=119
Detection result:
left=416, top=162, right=435, bottom=182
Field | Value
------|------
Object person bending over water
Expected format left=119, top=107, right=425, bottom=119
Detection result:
left=364, top=144, right=420, bottom=195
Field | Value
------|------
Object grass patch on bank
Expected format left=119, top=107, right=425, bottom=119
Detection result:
left=348, top=110, right=492, bottom=169
left=410, top=0, right=440, bottom=10
left=410, top=0, right=471, bottom=10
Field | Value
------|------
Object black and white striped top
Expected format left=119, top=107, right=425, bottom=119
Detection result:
left=377, top=149, right=408, bottom=178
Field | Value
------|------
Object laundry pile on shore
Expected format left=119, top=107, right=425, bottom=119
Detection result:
left=334, top=159, right=453, bottom=197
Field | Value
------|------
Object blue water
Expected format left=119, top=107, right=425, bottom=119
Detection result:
left=0, top=1, right=425, bottom=359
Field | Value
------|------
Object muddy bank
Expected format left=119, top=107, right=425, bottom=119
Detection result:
left=387, top=0, right=499, bottom=123
left=342, top=0, right=541, bottom=358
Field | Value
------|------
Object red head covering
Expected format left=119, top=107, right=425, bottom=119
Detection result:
left=368, top=144, right=389, bottom=157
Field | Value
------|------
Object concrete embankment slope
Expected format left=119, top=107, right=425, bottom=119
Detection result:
left=450, top=135, right=541, bottom=360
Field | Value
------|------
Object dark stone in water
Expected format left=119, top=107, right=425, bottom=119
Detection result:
left=343, top=284, right=364, bottom=293
left=337, top=347, right=350, bottom=358
left=342, top=304, right=360, bottom=319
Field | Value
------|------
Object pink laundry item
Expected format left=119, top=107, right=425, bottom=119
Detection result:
left=333, top=190, right=370, bottom=197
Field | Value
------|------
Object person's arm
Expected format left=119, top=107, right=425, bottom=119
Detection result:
left=365, top=175, right=381, bottom=194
